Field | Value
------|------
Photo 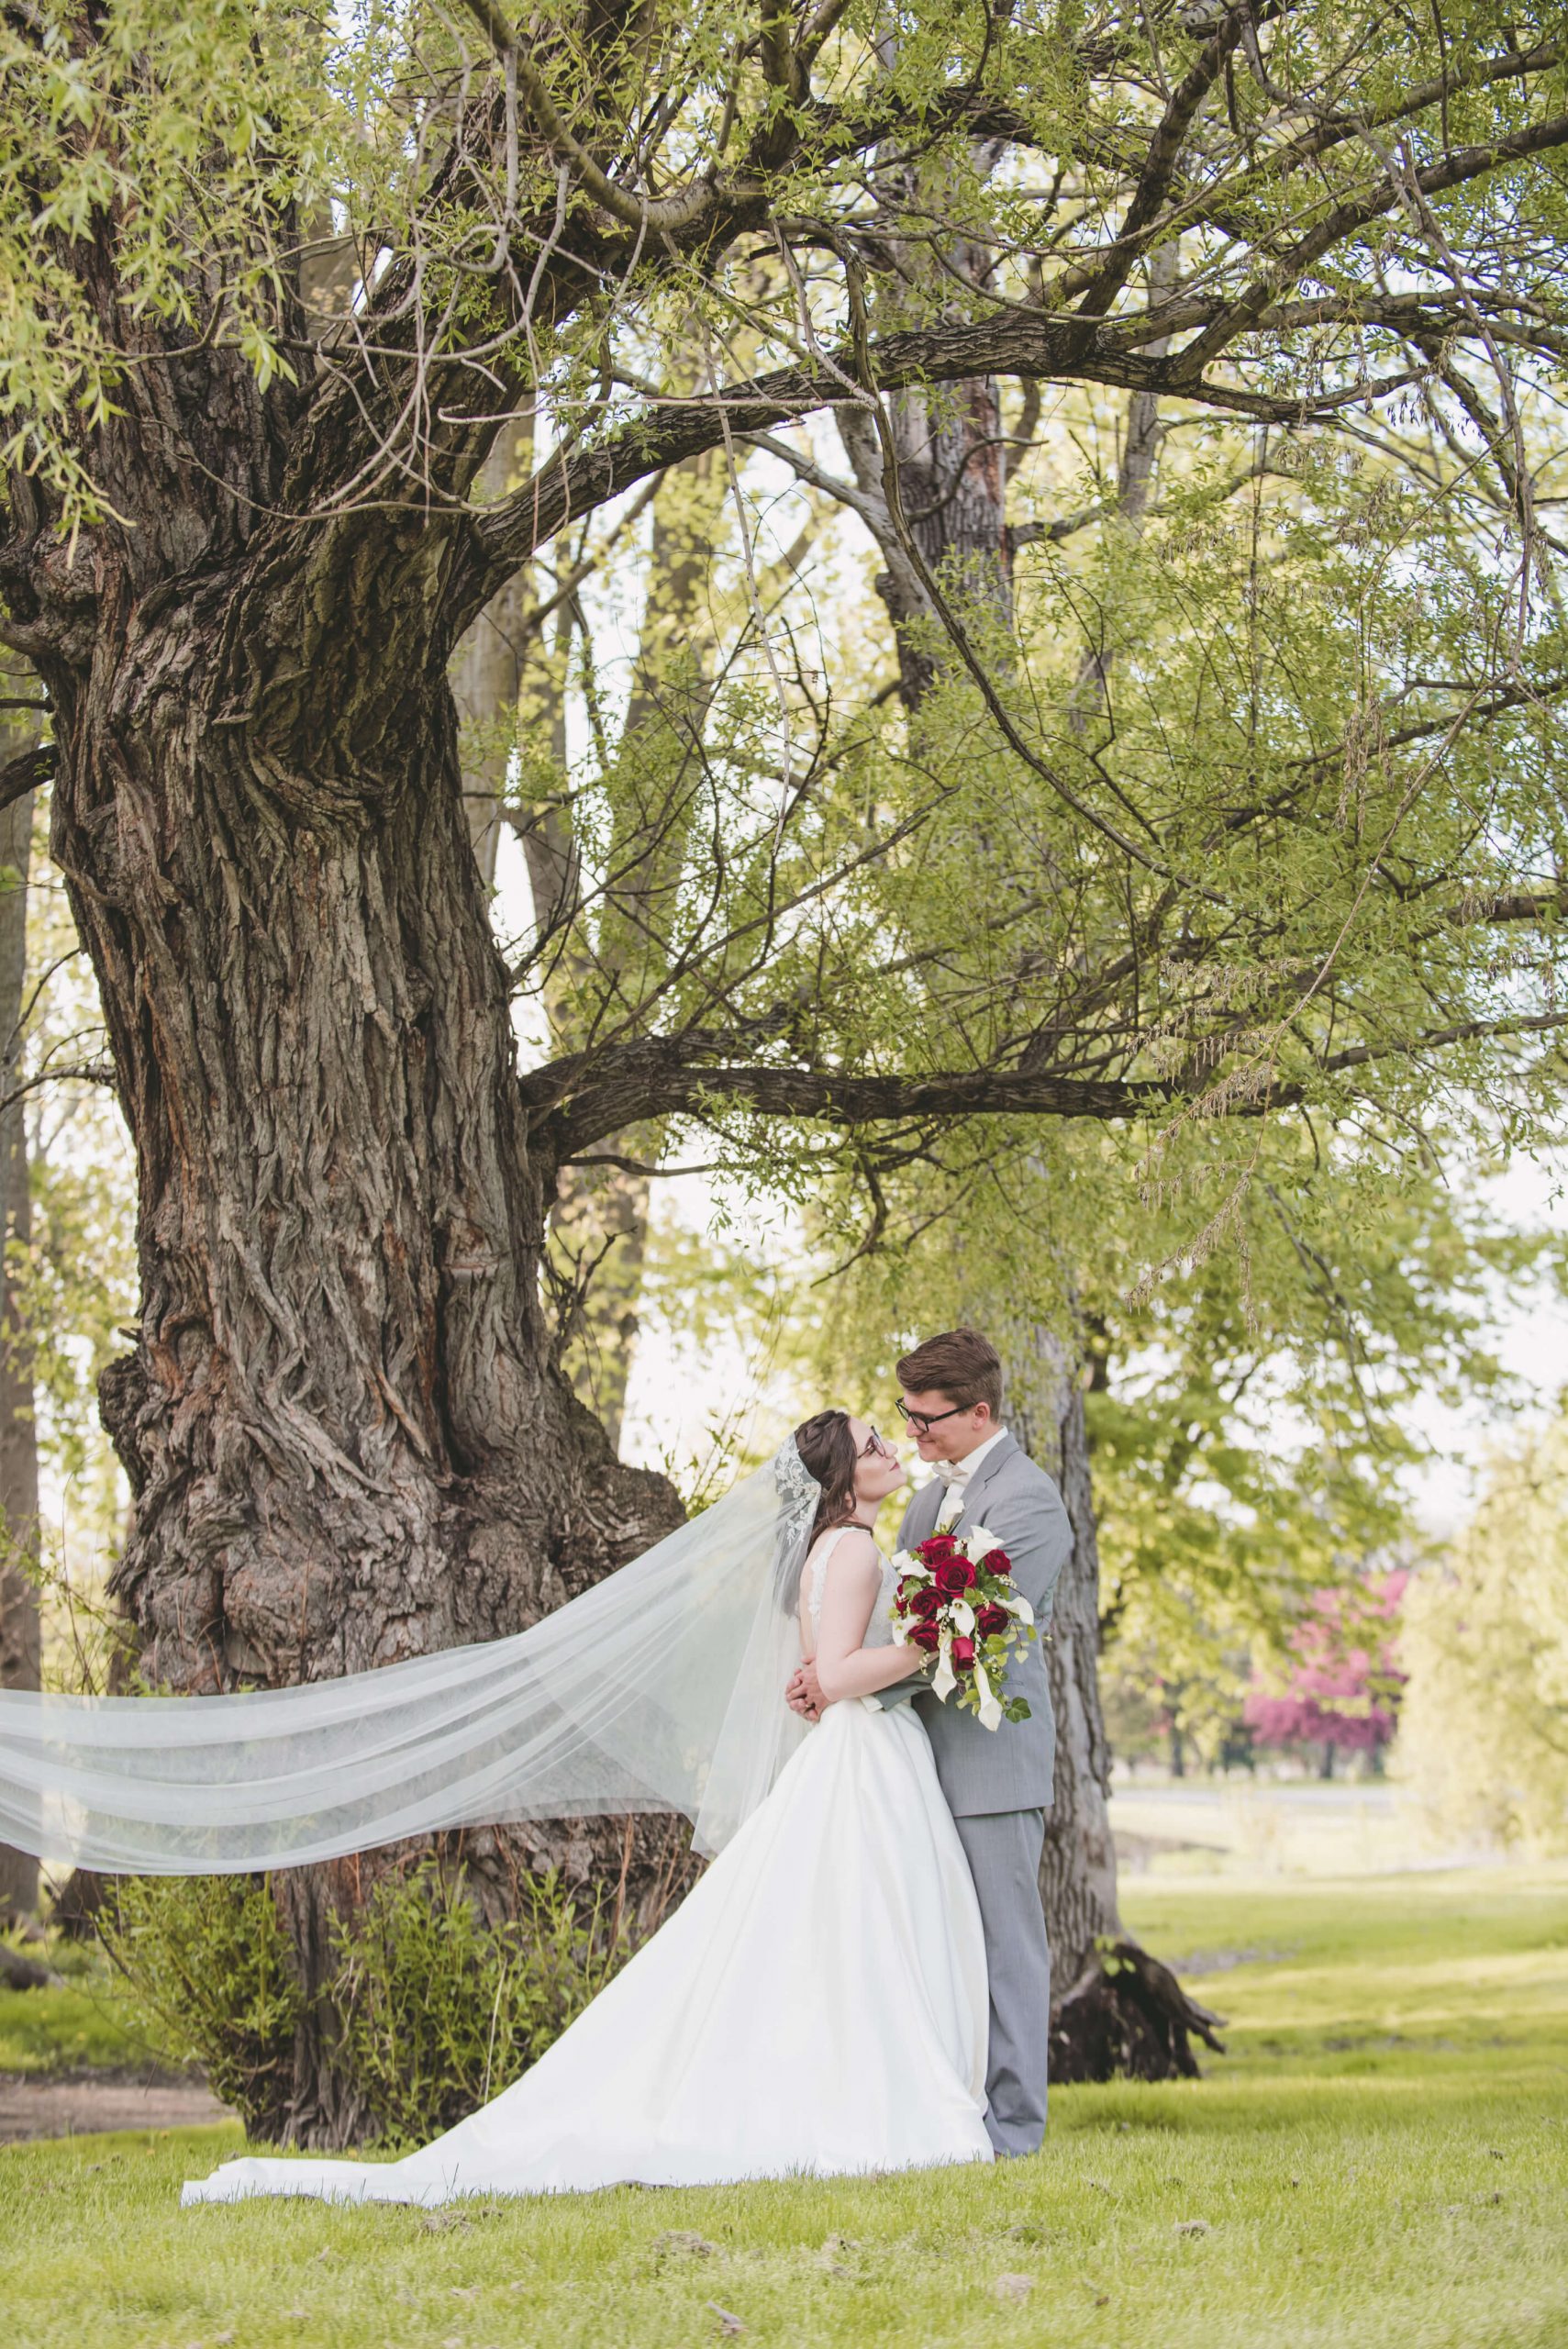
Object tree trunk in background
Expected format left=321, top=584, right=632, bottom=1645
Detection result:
left=1031, top=240, right=1221, bottom=2073
left=1001, top=1325, right=1119, bottom=1988
left=524, top=450, right=728, bottom=1450
left=1003, top=1323, right=1220, bottom=2078
left=0, top=657, right=39, bottom=1921
left=550, top=1152, right=651, bottom=1453
left=836, top=270, right=1221, bottom=2079
left=451, top=417, right=535, bottom=893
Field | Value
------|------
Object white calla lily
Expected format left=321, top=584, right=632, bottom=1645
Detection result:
left=973, top=1661, right=1003, bottom=1731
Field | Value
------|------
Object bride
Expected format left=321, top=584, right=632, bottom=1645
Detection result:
left=179, top=1410, right=993, bottom=2203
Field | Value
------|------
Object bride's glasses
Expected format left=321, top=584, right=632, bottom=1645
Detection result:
left=858, top=1427, right=895, bottom=1460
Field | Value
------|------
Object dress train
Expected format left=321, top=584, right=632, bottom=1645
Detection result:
left=182, top=1686, right=992, bottom=2204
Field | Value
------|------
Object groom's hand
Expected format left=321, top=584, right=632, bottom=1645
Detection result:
left=785, top=1663, right=825, bottom=1721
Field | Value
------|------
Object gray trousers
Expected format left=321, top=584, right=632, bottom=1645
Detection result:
left=953, top=1807, right=1051, bottom=2157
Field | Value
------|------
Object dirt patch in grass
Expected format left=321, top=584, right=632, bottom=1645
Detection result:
left=0, top=2069, right=229, bottom=2143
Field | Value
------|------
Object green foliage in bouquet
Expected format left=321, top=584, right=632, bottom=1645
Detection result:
left=892, top=1531, right=1036, bottom=1729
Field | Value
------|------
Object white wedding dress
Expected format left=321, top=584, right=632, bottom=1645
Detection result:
left=181, top=1531, right=993, bottom=2206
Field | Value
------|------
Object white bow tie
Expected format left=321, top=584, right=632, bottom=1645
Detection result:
left=934, top=1459, right=971, bottom=1485
left=933, top=1474, right=967, bottom=1531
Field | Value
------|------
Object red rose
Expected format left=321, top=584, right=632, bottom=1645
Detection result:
left=906, top=1584, right=943, bottom=1621
left=975, top=1603, right=1009, bottom=1638
left=951, top=1635, right=975, bottom=1668
left=919, top=1533, right=960, bottom=1562
left=980, top=1547, right=1012, bottom=1577
left=906, top=1622, right=941, bottom=1653
left=934, top=1556, right=975, bottom=1596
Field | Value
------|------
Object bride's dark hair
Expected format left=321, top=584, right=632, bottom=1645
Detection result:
left=793, top=1410, right=860, bottom=1548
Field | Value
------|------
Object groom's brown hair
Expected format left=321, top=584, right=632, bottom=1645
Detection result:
left=896, top=1328, right=1004, bottom=1418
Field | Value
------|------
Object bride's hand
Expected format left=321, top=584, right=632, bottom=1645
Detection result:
left=785, top=1662, right=826, bottom=1720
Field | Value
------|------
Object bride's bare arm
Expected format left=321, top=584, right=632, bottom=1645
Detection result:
left=810, top=1531, right=925, bottom=1704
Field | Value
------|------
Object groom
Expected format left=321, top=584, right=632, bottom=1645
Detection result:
left=787, top=1327, right=1070, bottom=2156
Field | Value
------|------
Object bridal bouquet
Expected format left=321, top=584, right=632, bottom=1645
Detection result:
left=889, top=1528, right=1035, bottom=1731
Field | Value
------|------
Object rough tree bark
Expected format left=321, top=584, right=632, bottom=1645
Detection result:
left=7, top=350, right=684, bottom=2140
left=0, top=655, right=39, bottom=1922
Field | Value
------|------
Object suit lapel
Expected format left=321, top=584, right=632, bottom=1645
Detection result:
left=951, top=1431, right=1018, bottom=1533
left=906, top=1432, right=1018, bottom=1544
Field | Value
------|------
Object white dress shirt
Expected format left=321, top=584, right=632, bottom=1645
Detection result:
left=933, top=1426, right=1011, bottom=1529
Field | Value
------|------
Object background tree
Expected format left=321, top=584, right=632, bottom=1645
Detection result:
left=0, top=654, right=41, bottom=1920
left=6, top=0, right=1568, bottom=2137
left=1243, top=1570, right=1407, bottom=1776
left=538, top=440, right=740, bottom=1445
left=1397, top=1416, right=1568, bottom=1854
left=451, top=414, right=538, bottom=892
left=0, top=683, right=134, bottom=1914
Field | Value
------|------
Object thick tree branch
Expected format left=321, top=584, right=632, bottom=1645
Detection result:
left=1058, top=4, right=1247, bottom=322
left=0, top=743, right=51, bottom=817
left=456, top=0, right=738, bottom=234
left=522, top=1001, right=1568, bottom=1165
left=522, top=1044, right=1164, bottom=1160
left=452, top=293, right=1500, bottom=629
left=1171, top=111, right=1568, bottom=384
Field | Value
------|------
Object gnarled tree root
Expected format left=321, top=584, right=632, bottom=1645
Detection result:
left=0, top=1940, right=58, bottom=1989
left=1049, top=1939, right=1225, bottom=2084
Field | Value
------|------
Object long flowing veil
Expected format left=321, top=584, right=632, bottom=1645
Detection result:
left=0, top=1441, right=821, bottom=1874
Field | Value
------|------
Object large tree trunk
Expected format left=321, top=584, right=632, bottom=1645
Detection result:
left=0, top=657, right=39, bottom=1922
left=21, top=488, right=683, bottom=2139
left=66, top=666, right=621, bottom=1690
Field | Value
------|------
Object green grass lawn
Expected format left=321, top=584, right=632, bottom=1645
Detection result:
left=4, top=1865, right=1566, bottom=2349
left=0, top=1938, right=157, bottom=2076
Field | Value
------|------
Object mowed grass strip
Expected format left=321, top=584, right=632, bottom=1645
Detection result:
left=0, top=1941, right=153, bottom=2076
left=2, top=1865, right=1565, bottom=2349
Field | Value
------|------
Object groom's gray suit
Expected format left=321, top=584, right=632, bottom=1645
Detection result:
left=887, top=1431, right=1070, bottom=2155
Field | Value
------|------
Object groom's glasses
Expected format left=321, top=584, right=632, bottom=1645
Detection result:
left=895, top=1399, right=969, bottom=1434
